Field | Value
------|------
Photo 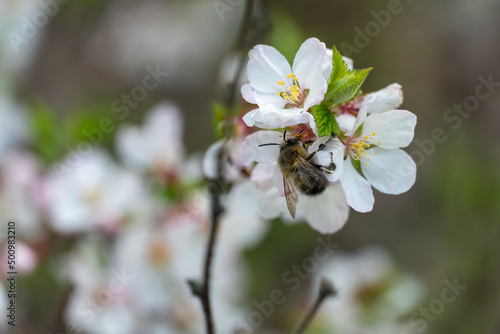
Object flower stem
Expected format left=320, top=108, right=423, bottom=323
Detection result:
left=293, top=278, right=336, bottom=334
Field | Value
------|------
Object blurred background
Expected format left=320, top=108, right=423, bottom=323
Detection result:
left=1, top=0, right=500, bottom=333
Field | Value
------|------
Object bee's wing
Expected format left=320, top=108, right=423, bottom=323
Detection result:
left=283, top=175, right=298, bottom=219
left=296, top=154, right=328, bottom=189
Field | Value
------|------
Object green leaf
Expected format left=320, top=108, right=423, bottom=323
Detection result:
left=324, top=46, right=372, bottom=109
left=329, top=45, right=351, bottom=84
left=211, top=102, right=228, bottom=139
left=29, top=100, right=62, bottom=163
left=310, top=103, right=340, bottom=137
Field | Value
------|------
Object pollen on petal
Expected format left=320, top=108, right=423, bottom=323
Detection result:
left=278, top=81, right=285, bottom=85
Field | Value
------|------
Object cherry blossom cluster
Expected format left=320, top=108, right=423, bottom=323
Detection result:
left=235, top=37, right=417, bottom=234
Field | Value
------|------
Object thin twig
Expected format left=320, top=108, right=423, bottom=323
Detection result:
left=199, top=171, right=225, bottom=334
left=189, top=1, right=270, bottom=332
left=293, top=278, right=337, bottom=334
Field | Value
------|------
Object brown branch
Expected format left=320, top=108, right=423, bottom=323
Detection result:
left=293, top=278, right=336, bottom=334
left=188, top=1, right=271, bottom=333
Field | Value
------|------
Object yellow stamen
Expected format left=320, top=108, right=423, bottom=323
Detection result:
left=276, top=74, right=303, bottom=104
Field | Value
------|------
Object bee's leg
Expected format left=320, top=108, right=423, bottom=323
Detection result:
left=302, top=140, right=314, bottom=150
left=306, top=151, right=317, bottom=161
left=307, top=135, right=337, bottom=161
left=317, top=152, right=336, bottom=174
left=319, top=164, right=336, bottom=174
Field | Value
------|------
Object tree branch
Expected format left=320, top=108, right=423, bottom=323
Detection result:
left=293, top=278, right=336, bottom=334
left=188, top=1, right=270, bottom=332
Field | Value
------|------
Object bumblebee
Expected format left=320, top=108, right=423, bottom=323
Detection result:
left=259, top=132, right=335, bottom=218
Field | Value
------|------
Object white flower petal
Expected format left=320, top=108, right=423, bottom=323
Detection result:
left=242, top=105, right=312, bottom=129
left=362, top=110, right=417, bottom=149
left=291, top=39, right=327, bottom=111
left=302, top=73, right=327, bottom=111
left=347, top=95, right=375, bottom=136
left=203, top=140, right=242, bottom=181
left=360, top=148, right=416, bottom=195
left=293, top=38, right=326, bottom=84
left=220, top=181, right=268, bottom=248
left=272, top=164, right=285, bottom=196
left=241, top=83, right=257, bottom=104
left=282, top=111, right=315, bottom=128
left=365, top=83, right=403, bottom=114
left=258, top=187, right=290, bottom=220
left=291, top=38, right=327, bottom=110
left=116, top=102, right=184, bottom=172
left=336, top=113, right=356, bottom=134
left=340, top=159, right=374, bottom=213
left=241, top=131, right=282, bottom=165
left=247, top=44, right=292, bottom=93
left=297, top=185, right=350, bottom=234
left=254, top=90, right=287, bottom=109
left=242, top=108, right=261, bottom=128
left=250, top=163, right=276, bottom=190
left=203, top=140, right=223, bottom=179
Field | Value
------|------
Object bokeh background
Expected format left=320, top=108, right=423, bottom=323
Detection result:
left=1, top=0, right=500, bottom=333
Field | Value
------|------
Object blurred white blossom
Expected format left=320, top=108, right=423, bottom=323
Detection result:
left=116, top=102, right=184, bottom=177
left=313, top=246, right=424, bottom=333
left=44, top=150, right=147, bottom=235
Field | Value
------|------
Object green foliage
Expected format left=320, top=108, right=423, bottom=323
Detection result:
left=29, top=100, right=63, bottom=163
left=212, top=102, right=228, bottom=139
left=324, top=46, right=372, bottom=109
left=30, top=101, right=120, bottom=164
left=311, top=47, right=371, bottom=137
left=310, top=103, right=340, bottom=137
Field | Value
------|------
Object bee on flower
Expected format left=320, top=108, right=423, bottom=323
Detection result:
left=237, top=37, right=417, bottom=234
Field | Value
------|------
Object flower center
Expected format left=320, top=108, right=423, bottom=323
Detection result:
left=277, top=73, right=304, bottom=105
left=347, top=133, right=379, bottom=166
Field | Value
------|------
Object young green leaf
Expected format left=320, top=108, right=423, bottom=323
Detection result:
left=310, top=103, right=340, bottom=137
left=324, top=46, right=372, bottom=109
